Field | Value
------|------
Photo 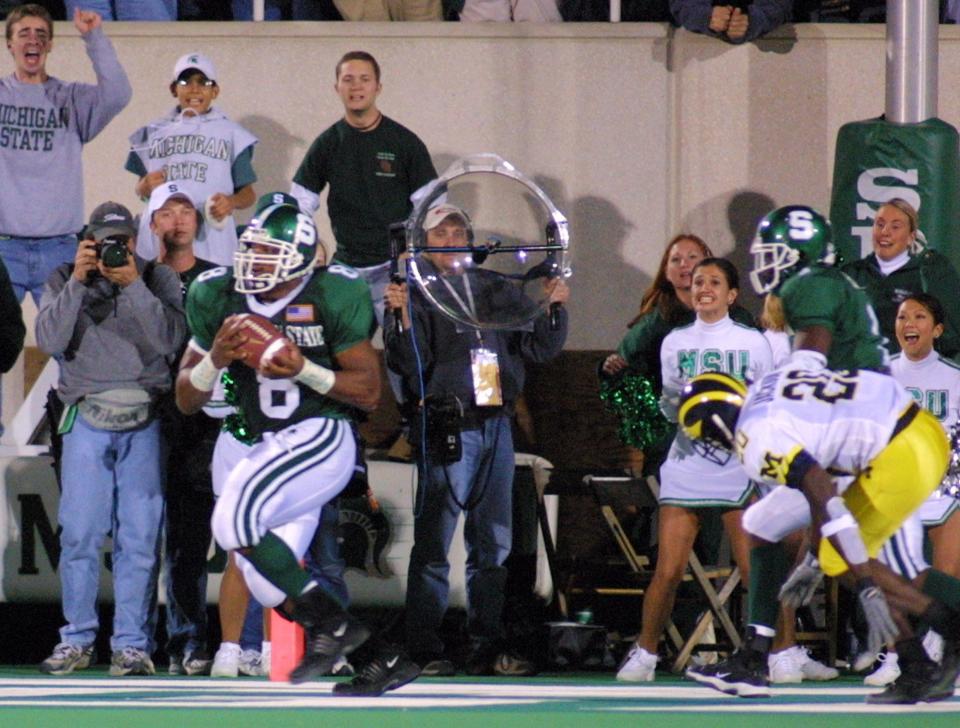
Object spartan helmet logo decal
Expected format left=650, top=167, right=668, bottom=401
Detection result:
left=338, top=496, right=392, bottom=577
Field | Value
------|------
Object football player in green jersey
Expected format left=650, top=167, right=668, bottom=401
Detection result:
left=176, top=195, right=419, bottom=695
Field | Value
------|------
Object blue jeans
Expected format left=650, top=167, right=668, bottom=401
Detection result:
left=58, top=415, right=165, bottom=651
left=240, top=502, right=347, bottom=649
left=405, top=416, right=515, bottom=656
left=64, top=0, right=176, bottom=19
left=355, top=261, right=391, bottom=332
left=0, top=235, right=76, bottom=304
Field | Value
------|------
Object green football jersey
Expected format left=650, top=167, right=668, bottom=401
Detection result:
left=186, top=265, right=375, bottom=438
left=778, top=265, right=889, bottom=371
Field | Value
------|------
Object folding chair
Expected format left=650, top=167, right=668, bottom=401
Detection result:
left=583, top=473, right=743, bottom=672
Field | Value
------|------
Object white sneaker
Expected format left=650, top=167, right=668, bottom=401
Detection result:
left=797, top=649, right=839, bottom=681
left=210, top=643, right=241, bottom=678
left=864, top=652, right=900, bottom=686
left=238, top=649, right=264, bottom=677
left=922, top=630, right=944, bottom=663
left=260, top=643, right=271, bottom=677
left=852, top=650, right=878, bottom=672
left=768, top=646, right=803, bottom=683
left=616, top=645, right=657, bottom=682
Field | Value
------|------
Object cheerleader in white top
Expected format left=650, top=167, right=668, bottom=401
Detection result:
left=617, top=258, right=773, bottom=681
left=889, top=293, right=960, bottom=577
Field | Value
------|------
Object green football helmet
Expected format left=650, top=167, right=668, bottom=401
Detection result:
left=678, top=373, right=747, bottom=465
left=234, top=199, right=324, bottom=294
left=749, top=205, right=836, bottom=295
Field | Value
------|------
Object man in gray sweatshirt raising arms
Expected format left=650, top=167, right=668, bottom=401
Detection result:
left=0, top=4, right=131, bottom=304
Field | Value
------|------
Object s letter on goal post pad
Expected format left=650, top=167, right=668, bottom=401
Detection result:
left=830, top=117, right=960, bottom=269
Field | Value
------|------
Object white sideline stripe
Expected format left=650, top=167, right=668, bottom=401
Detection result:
left=606, top=703, right=960, bottom=714
left=0, top=678, right=892, bottom=700
left=0, top=698, right=539, bottom=709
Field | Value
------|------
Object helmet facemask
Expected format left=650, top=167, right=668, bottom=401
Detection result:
left=234, top=205, right=319, bottom=294
left=749, top=237, right=801, bottom=295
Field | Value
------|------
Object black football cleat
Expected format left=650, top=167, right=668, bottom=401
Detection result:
left=685, top=650, right=770, bottom=698
left=289, top=617, right=370, bottom=684
left=332, top=647, right=421, bottom=697
left=866, top=656, right=949, bottom=705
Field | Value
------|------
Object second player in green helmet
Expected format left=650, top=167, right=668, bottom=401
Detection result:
left=748, top=204, right=888, bottom=372
left=750, top=205, right=836, bottom=295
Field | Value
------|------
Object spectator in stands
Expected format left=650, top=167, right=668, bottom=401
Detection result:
left=841, top=198, right=960, bottom=359
left=291, top=50, right=437, bottom=325
left=126, top=52, right=257, bottom=267
left=36, top=202, right=185, bottom=677
left=0, top=5, right=130, bottom=304
left=63, top=0, right=174, bottom=20
left=384, top=204, right=569, bottom=677
left=147, top=183, right=220, bottom=676
left=670, top=0, right=792, bottom=43
left=457, top=0, right=560, bottom=21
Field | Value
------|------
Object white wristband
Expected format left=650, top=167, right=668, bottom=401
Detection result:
left=189, top=352, right=221, bottom=392
left=295, top=360, right=335, bottom=395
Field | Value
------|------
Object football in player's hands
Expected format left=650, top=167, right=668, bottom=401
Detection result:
left=233, top=313, right=288, bottom=369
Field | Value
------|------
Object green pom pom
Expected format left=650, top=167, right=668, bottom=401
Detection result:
left=599, top=373, right=673, bottom=450
left=221, top=370, right=256, bottom=446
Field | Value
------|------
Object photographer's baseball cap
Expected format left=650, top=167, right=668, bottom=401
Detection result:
left=88, top=202, right=136, bottom=242
left=172, top=52, right=217, bottom=83
left=423, top=204, right=471, bottom=231
left=148, top=182, right=199, bottom=220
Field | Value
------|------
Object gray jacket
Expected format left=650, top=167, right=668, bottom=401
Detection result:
left=0, top=27, right=132, bottom=237
left=36, top=257, right=186, bottom=405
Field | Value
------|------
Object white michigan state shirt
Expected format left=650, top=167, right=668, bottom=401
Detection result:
left=658, top=315, right=774, bottom=506
left=891, top=350, right=960, bottom=525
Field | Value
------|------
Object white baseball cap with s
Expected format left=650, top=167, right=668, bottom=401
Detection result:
left=172, top=52, right=217, bottom=84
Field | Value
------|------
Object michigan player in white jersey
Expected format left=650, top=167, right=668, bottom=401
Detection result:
left=176, top=194, right=419, bottom=695
left=681, top=367, right=960, bottom=703
left=617, top=258, right=773, bottom=682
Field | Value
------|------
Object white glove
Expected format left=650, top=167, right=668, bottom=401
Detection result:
left=778, top=551, right=823, bottom=609
left=672, top=430, right=695, bottom=459
left=858, top=579, right=899, bottom=655
left=659, top=390, right=680, bottom=422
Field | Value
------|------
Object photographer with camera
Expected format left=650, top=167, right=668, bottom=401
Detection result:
left=384, top=204, right=569, bottom=677
left=36, top=201, right=186, bottom=677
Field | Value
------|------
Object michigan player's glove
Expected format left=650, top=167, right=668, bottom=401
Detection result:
left=858, top=579, right=899, bottom=655
left=778, top=550, right=823, bottom=609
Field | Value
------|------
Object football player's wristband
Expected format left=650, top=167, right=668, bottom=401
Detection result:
left=295, top=360, right=336, bottom=395
left=824, top=496, right=868, bottom=565
left=189, top=352, right=221, bottom=392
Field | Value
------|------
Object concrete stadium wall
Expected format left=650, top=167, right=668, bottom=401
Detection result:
left=6, top=20, right=960, bottom=417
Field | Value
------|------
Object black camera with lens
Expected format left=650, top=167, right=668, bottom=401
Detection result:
left=94, top=237, right=131, bottom=268
left=423, top=394, right=463, bottom=465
